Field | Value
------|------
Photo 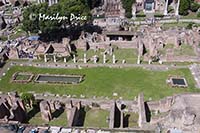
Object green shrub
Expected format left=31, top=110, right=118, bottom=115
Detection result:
left=190, top=2, right=200, bottom=12
left=197, top=11, right=200, bottom=18
left=186, top=22, right=194, bottom=29
left=21, top=93, right=36, bottom=107
left=179, top=0, right=190, bottom=15
left=121, top=0, right=136, bottom=18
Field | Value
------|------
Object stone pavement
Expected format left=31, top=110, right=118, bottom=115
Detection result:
left=0, top=60, right=189, bottom=79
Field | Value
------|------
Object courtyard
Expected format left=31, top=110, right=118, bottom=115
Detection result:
left=0, top=65, right=198, bottom=100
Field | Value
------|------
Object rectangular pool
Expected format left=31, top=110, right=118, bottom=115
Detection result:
left=35, top=74, right=83, bottom=84
left=170, top=77, right=188, bottom=87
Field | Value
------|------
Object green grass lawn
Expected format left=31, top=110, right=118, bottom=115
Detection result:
left=159, top=44, right=174, bottom=56
left=124, top=112, right=139, bottom=128
left=159, top=44, right=195, bottom=57
left=161, top=22, right=191, bottom=30
left=74, top=49, right=138, bottom=64
left=174, top=44, right=196, bottom=56
left=0, top=66, right=198, bottom=100
left=15, top=74, right=31, bottom=80
left=84, top=109, right=109, bottom=128
left=181, top=12, right=198, bottom=19
left=28, top=110, right=67, bottom=126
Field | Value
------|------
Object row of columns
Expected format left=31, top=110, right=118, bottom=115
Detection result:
left=44, top=54, right=117, bottom=64
left=48, top=0, right=58, bottom=6
left=37, top=0, right=58, bottom=6
left=37, top=0, right=45, bottom=4
left=44, top=54, right=67, bottom=63
left=164, top=0, right=180, bottom=16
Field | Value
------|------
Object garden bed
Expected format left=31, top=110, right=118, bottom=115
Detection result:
left=11, top=72, right=34, bottom=83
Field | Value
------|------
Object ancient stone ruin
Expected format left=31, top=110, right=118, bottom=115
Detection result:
left=0, top=92, right=26, bottom=123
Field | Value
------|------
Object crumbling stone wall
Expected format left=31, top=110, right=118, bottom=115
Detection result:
left=0, top=92, right=26, bottom=123
left=39, top=100, right=52, bottom=122
left=109, top=101, right=121, bottom=128
left=138, top=93, right=147, bottom=128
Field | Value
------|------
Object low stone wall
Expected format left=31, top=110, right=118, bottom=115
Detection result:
left=146, top=96, right=173, bottom=113
left=34, top=74, right=84, bottom=84
left=11, top=72, right=34, bottom=83
left=76, top=41, right=138, bottom=50
left=138, top=93, right=146, bottom=128
left=165, top=56, right=200, bottom=62
left=68, top=106, right=78, bottom=127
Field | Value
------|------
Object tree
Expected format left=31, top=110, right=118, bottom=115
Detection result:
left=21, top=93, right=36, bottom=108
left=179, top=0, right=190, bottom=15
left=22, top=0, right=91, bottom=35
left=59, top=0, right=90, bottom=25
left=121, top=0, right=136, bottom=18
left=197, top=11, right=200, bottom=18
left=190, top=2, right=200, bottom=12
left=186, top=22, right=194, bottom=29
left=85, top=0, right=101, bottom=9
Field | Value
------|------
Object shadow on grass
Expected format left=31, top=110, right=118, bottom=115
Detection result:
left=144, top=102, right=151, bottom=122
left=26, top=104, right=40, bottom=123
left=123, top=114, right=130, bottom=128
left=52, top=108, right=64, bottom=119
left=76, top=107, right=86, bottom=127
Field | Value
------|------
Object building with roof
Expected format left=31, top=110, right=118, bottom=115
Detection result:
left=34, top=38, right=71, bottom=62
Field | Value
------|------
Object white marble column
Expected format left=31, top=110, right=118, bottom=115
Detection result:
left=175, top=0, right=180, bottom=16
left=137, top=55, right=140, bottom=64
left=110, top=47, right=113, bottom=55
left=164, top=0, right=169, bottom=15
left=53, top=55, right=56, bottom=63
left=103, top=54, right=106, bottom=64
left=64, top=57, right=66, bottom=63
left=73, top=55, right=76, bottom=63
left=44, top=54, right=47, bottom=62
left=48, top=0, right=52, bottom=6
left=94, top=55, right=97, bottom=64
left=83, top=53, right=87, bottom=63
left=148, top=59, right=152, bottom=64
left=112, top=54, right=116, bottom=64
